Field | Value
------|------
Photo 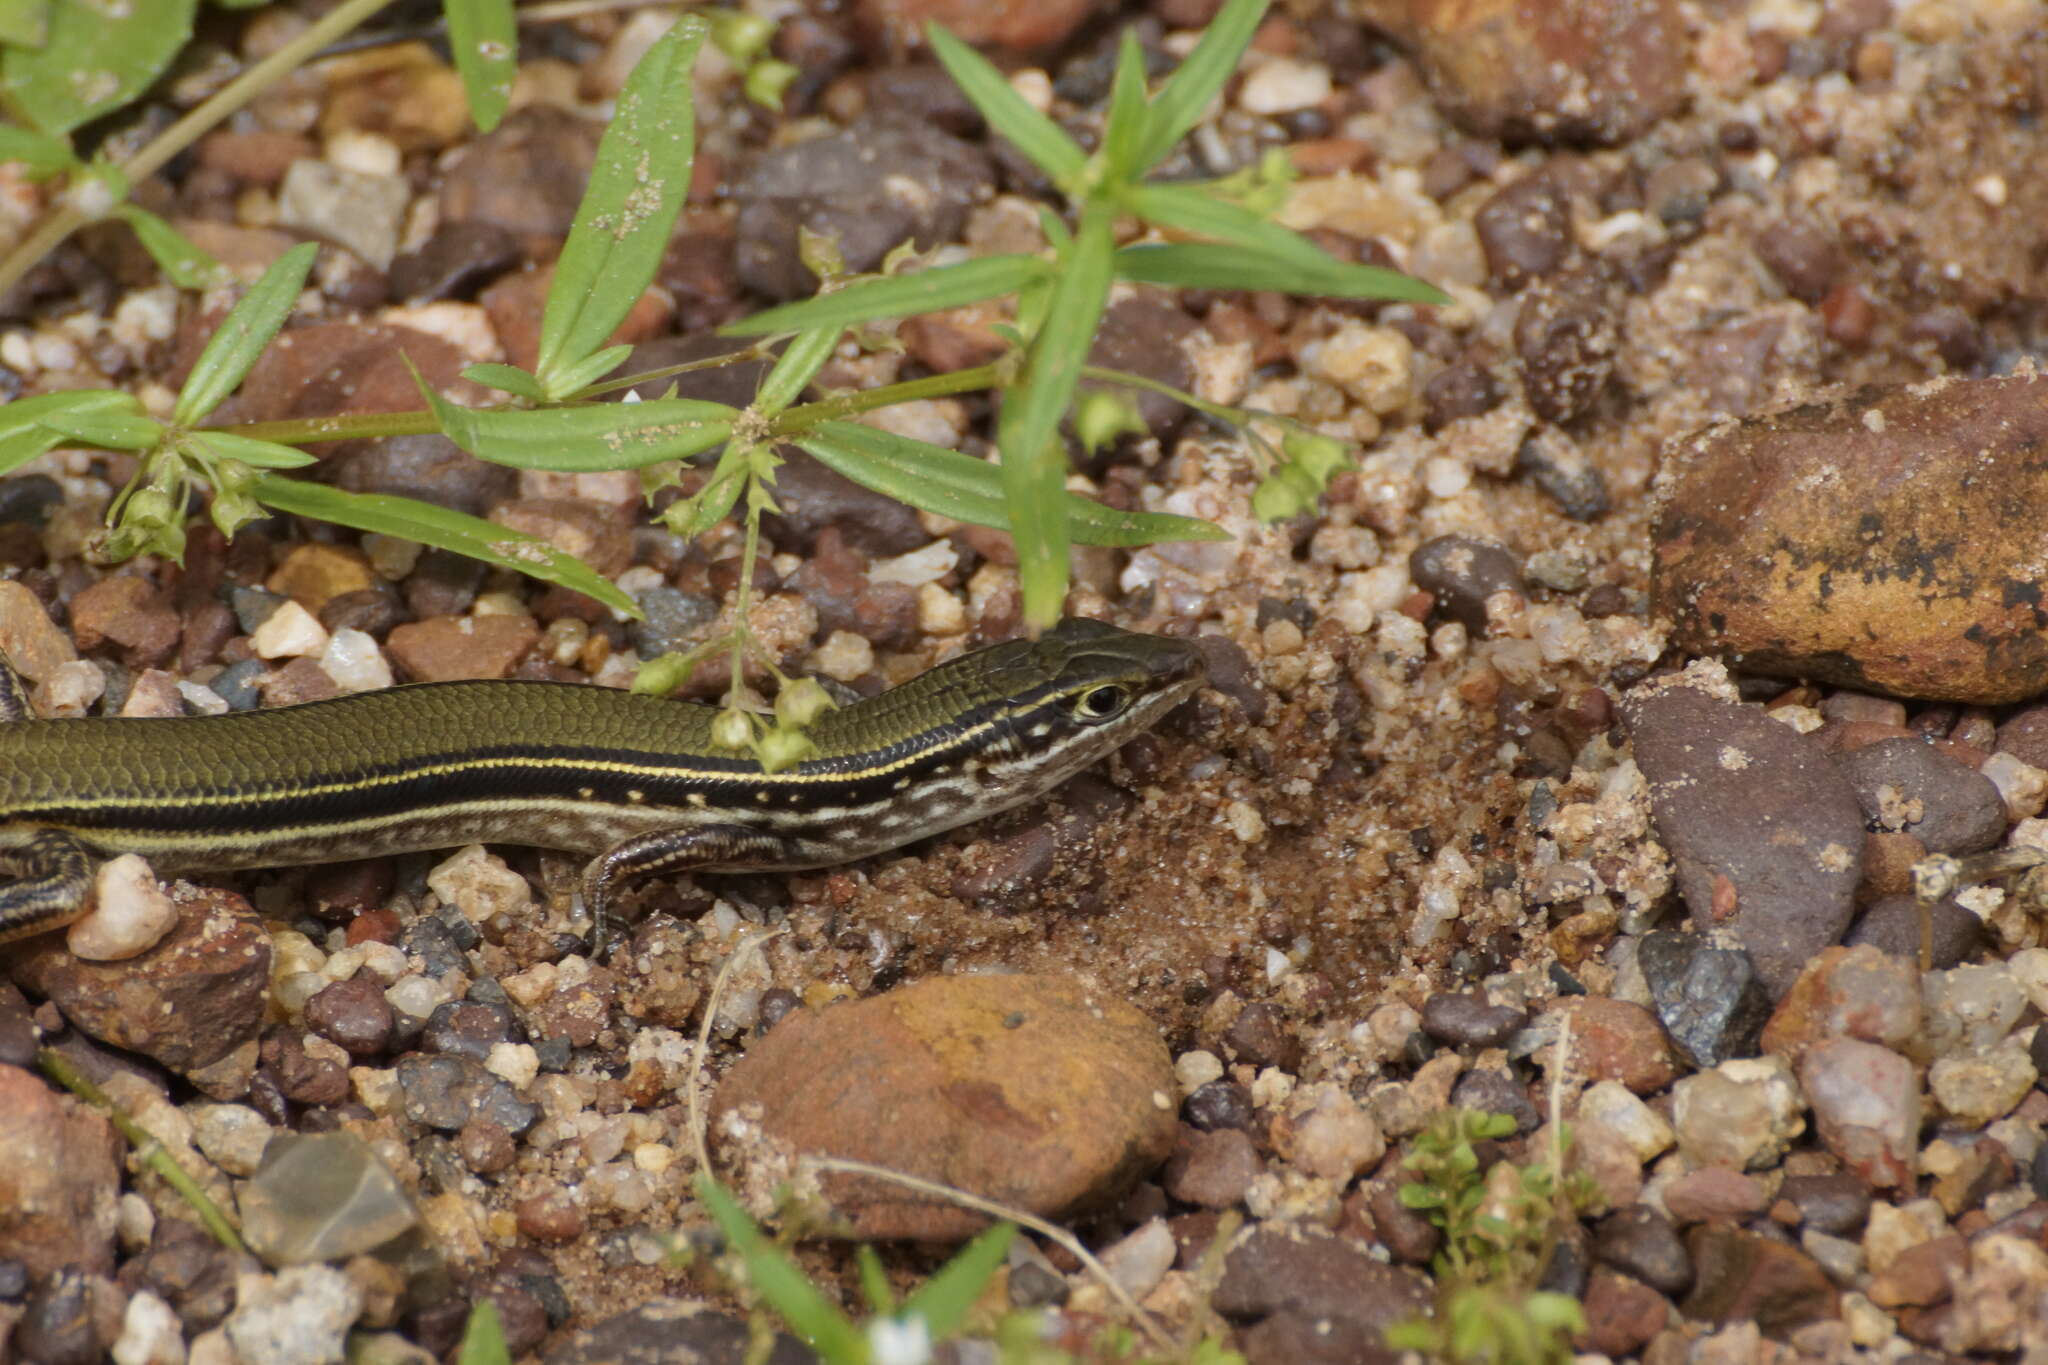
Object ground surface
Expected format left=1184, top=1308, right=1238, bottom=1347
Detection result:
left=4, top=0, right=2048, bottom=1362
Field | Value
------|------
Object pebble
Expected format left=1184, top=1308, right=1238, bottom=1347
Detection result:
left=425, top=847, right=536, bottom=925
left=1662, top=1167, right=1769, bottom=1224
left=1799, top=1038, right=1920, bottom=1188
left=1472, top=170, right=1574, bottom=289
left=1419, top=990, right=1527, bottom=1047
left=395, top=1054, right=540, bottom=1135
left=1671, top=1057, right=1806, bottom=1172
left=1845, top=894, right=1984, bottom=969
left=385, top=614, right=538, bottom=681
left=439, top=104, right=596, bottom=248
left=1544, top=996, right=1679, bottom=1094
left=1409, top=535, right=1524, bottom=634
left=1184, top=1079, right=1257, bottom=1134
left=1929, top=1045, right=2038, bottom=1127
left=111, top=1288, right=183, bottom=1365
left=1213, top=1222, right=1432, bottom=1352
left=1163, top=1127, right=1263, bottom=1209
left=318, top=628, right=394, bottom=693
left=304, top=975, right=396, bottom=1057
left=0, top=1064, right=123, bottom=1276
left=223, top=1265, right=364, bottom=1365
left=1637, top=928, right=1774, bottom=1067
left=1515, top=266, right=1617, bottom=424
left=1577, top=1268, right=1671, bottom=1357
left=1100, top=1219, right=1177, bottom=1299
left=1577, top=1080, right=1674, bottom=1162
left=250, top=599, right=329, bottom=660
left=189, top=1102, right=273, bottom=1178
left=1270, top=1085, right=1385, bottom=1182
left=1780, top=1173, right=1873, bottom=1237
left=1922, top=964, right=2028, bottom=1059
left=1594, top=1204, right=1694, bottom=1296
left=1624, top=669, right=1867, bottom=997
left=388, top=219, right=521, bottom=304
left=1652, top=373, right=2048, bottom=703
left=711, top=974, right=1177, bottom=1240
left=1239, top=56, right=1333, bottom=115
left=1759, top=945, right=1923, bottom=1059
left=1681, top=1224, right=1839, bottom=1335
left=1837, top=737, right=2007, bottom=855
left=66, top=855, right=178, bottom=960
left=69, top=575, right=180, bottom=668
left=276, top=160, right=408, bottom=269
left=1355, top=0, right=1685, bottom=143
left=732, top=114, right=994, bottom=301
left=0, top=579, right=79, bottom=686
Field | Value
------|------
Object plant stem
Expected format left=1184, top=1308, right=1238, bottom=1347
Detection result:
left=211, top=410, right=444, bottom=445
left=0, top=0, right=398, bottom=300
left=37, top=1048, right=246, bottom=1254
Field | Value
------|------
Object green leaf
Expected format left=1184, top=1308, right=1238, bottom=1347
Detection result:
left=455, top=1299, right=512, bottom=1365
left=855, top=1244, right=895, bottom=1315
left=0, top=423, right=64, bottom=477
left=460, top=363, right=545, bottom=402
left=752, top=324, right=838, bottom=416
left=0, top=0, right=195, bottom=135
left=0, top=0, right=50, bottom=49
left=249, top=474, right=641, bottom=618
left=925, top=21, right=1085, bottom=187
left=0, top=119, right=71, bottom=177
left=900, top=1222, right=1016, bottom=1339
left=540, top=343, right=635, bottom=401
left=721, top=254, right=1050, bottom=339
left=1134, top=0, right=1268, bottom=173
left=443, top=0, right=517, bottom=134
left=182, top=431, right=316, bottom=469
left=112, top=204, right=226, bottom=290
left=0, top=387, right=132, bottom=437
left=998, top=203, right=1114, bottom=627
left=695, top=1177, right=866, bottom=1360
left=419, top=374, right=736, bottom=470
left=797, top=420, right=1224, bottom=547
left=174, top=241, right=318, bottom=426
left=534, top=15, right=704, bottom=395
left=1098, top=29, right=1151, bottom=183
left=39, top=403, right=160, bottom=450
left=1114, top=242, right=1447, bottom=303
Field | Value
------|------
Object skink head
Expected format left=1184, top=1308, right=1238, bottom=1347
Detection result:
left=968, top=618, right=1207, bottom=777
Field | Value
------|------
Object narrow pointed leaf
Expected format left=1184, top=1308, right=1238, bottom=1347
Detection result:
left=752, top=324, right=839, bottom=415
left=535, top=15, right=704, bottom=390
left=460, top=363, right=545, bottom=401
left=542, top=344, right=635, bottom=400
left=1114, top=241, right=1447, bottom=302
left=112, top=204, right=226, bottom=290
left=444, top=0, right=517, bottom=133
left=1098, top=29, right=1151, bottom=181
left=182, top=431, right=317, bottom=469
left=0, top=425, right=64, bottom=477
left=998, top=204, right=1114, bottom=625
left=417, top=365, right=735, bottom=470
left=40, top=405, right=160, bottom=450
left=926, top=22, right=1085, bottom=185
left=1135, top=0, right=1267, bottom=172
left=174, top=241, right=318, bottom=425
left=249, top=475, right=639, bottom=617
left=798, top=420, right=1223, bottom=547
left=900, top=1223, right=1017, bottom=1338
left=721, top=254, right=1049, bottom=337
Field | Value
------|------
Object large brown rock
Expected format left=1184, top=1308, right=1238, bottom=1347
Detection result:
left=712, top=973, right=1177, bottom=1241
left=1652, top=374, right=2048, bottom=704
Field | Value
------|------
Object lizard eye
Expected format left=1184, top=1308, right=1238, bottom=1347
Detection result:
left=1072, top=684, right=1130, bottom=723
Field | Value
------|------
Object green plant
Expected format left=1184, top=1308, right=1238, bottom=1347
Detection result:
left=1386, top=1109, right=1592, bottom=1365
left=0, top=0, right=1441, bottom=761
